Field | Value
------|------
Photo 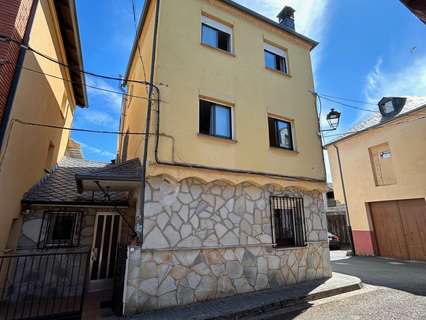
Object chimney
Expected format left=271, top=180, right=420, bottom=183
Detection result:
left=65, top=139, right=84, bottom=159
left=277, top=6, right=295, bottom=31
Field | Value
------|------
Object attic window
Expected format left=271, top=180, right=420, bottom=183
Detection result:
left=383, top=101, right=395, bottom=114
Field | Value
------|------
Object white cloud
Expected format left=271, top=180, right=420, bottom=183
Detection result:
left=78, top=110, right=116, bottom=126
left=86, top=77, right=123, bottom=113
left=365, top=56, right=426, bottom=104
left=76, top=140, right=115, bottom=159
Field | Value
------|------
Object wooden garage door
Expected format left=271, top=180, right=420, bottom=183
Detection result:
left=370, top=199, right=426, bottom=261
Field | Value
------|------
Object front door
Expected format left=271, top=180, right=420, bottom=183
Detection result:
left=90, top=213, right=122, bottom=292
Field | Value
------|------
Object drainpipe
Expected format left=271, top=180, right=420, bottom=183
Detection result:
left=137, top=0, right=161, bottom=244
left=333, top=144, right=356, bottom=255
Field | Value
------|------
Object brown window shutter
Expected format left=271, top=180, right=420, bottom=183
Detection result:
left=268, top=117, right=277, bottom=147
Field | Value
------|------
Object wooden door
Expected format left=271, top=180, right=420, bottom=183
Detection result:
left=398, top=199, right=426, bottom=261
left=370, top=199, right=426, bottom=261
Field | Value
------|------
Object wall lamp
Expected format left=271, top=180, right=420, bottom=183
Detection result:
left=321, top=108, right=341, bottom=132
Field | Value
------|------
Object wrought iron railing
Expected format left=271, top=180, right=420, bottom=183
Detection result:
left=0, top=251, right=90, bottom=320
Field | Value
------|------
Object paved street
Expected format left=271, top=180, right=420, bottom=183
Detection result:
left=262, top=287, right=426, bottom=320
left=260, top=251, right=426, bottom=319
left=331, top=250, right=426, bottom=295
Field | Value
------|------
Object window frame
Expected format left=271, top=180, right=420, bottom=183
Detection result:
left=268, top=117, right=295, bottom=151
left=264, top=42, right=289, bottom=75
left=201, top=15, right=233, bottom=53
left=38, top=211, right=83, bottom=249
left=199, top=99, right=233, bottom=140
left=270, top=196, right=306, bottom=248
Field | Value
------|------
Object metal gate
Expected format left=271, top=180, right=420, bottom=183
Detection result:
left=0, top=251, right=90, bottom=320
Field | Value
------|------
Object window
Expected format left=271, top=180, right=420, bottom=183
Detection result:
left=268, top=117, right=294, bottom=150
left=201, top=15, right=232, bottom=52
left=270, top=196, right=306, bottom=248
left=38, top=212, right=82, bottom=248
left=369, top=143, right=397, bottom=186
left=199, top=99, right=232, bottom=139
left=264, top=43, right=288, bottom=74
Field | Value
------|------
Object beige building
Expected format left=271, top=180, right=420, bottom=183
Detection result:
left=326, top=97, right=426, bottom=261
left=0, top=0, right=87, bottom=250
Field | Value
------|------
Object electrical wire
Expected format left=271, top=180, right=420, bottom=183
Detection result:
left=323, top=114, right=426, bottom=140
left=318, top=95, right=380, bottom=113
left=12, top=119, right=157, bottom=135
left=0, top=34, right=158, bottom=88
left=316, top=93, right=377, bottom=106
left=11, top=62, right=160, bottom=103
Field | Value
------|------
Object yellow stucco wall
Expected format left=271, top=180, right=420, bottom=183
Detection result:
left=0, top=0, right=78, bottom=250
left=327, top=110, right=426, bottom=231
left=121, top=0, right=326, bottom=191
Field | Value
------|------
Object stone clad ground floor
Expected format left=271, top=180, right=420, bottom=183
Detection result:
left=124, top=176, right=331, bottom=314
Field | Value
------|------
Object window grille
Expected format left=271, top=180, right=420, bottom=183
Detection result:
left=270, top=196, right=306, bottom=248
left=38, top=211, right=83, bottom=249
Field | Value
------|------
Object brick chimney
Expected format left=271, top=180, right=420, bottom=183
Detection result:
left=277, top=6, right=296, bottom=31
left=0, top=0, right=35, bottom=135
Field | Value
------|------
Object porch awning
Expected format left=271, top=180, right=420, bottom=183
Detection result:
left=75, top=158, right=142, bottom=193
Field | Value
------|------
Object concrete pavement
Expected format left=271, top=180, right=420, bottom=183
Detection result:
left=330, top=250, right=426, bottom=295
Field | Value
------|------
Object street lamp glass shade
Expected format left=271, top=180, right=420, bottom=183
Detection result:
left=326, top=108, right=341, bottom=129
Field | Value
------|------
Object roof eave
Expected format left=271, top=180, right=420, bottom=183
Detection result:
left=324, top=103, right=426, bottom=147
left=54, top=0, right=88, bottom=107
left=124, top=0, right=318, bottom=81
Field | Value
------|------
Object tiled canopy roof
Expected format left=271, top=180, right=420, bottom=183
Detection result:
left=22, top=157, right=129, bottom=206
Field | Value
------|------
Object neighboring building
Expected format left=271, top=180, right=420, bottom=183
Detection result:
left=323, top=184, right=350, bottom=247
left=400, top=0, right=426, bottom=24
left=112, top=0, right=329, bottom=313
left=0, top=0, right=87, bottom=250
left=326, top=97, right=426, bottom=261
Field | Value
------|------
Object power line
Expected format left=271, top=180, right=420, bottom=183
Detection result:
left=323, top=114, right=426, bottom=140
left=12, top=62, right=160, bottom=103
left=317, top=93, right=377, bottom=106
left=318, top=95, right=380, bottom=113
left=12, top=119, right=156, bottom=135
left=0, top=34, right=157, bottom=88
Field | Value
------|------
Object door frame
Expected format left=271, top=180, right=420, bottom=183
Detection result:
left=89, top=212, right=122, bottom=292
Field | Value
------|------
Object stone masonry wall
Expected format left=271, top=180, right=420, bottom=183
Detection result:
left=124, top=176, right=331, bottom=314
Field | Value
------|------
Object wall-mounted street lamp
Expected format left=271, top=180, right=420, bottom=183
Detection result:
left=321, top=108, right=341, bottom=132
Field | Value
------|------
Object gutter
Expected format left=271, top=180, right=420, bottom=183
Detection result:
left=333, top=144, right=356, bottom=255
left=0, top=0, right=39, bottom=150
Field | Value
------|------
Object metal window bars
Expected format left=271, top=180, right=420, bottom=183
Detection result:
left=270, top=196, right=307, bottom=248
left=37, top=212, right=83, bottom=249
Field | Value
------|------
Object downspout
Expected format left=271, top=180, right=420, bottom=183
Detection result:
left=0, top=0, right=39, bottom=150
left=333, top=144, right=356, bottom=255
left=137, top=0, right=161, bottom=243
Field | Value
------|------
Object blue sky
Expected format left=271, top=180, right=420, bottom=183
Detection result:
left=72, top=0, right=426, bottom=179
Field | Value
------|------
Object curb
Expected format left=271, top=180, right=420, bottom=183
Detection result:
left=211, top=276, right=362, bottom=319
left=133, top=273, right=362, bottom=320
